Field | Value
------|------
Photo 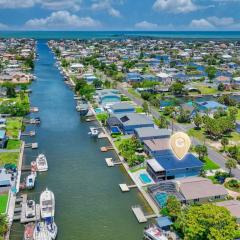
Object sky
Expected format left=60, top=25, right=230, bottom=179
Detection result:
left=0, top=0, right=240, bottom=31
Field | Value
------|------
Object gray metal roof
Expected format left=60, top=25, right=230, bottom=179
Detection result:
left=115, top=113, right=153, bottom=126
left=110, top=102, right=135, bottom=110
left=135, top=127, right=171, bottom=138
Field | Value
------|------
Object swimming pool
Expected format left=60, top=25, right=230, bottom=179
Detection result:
left=139, top=173, right=152, bottom=184
left=95, top=108, right=103, bottom=114
left=155, top=192, right=168, bottom=208
left=111, top=126, right=121, bottom=134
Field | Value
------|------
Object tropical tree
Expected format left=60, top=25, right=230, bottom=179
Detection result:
left=206, top=66, right=217, bottom=82
left=170, top=82, right=185, bottom=95
left=142, top=101, right=149, bottom=115
left=193, top=114, right=202, bottom=129
left=155, top=116, right=169, bottom=129
left=221, top=137, right=229, bottom=152
left=0, top=214, right=8, bottom=236
left=225, top=158, right=237, bottom=176
left=176, top=204, right=237, bottom=240
left=165, top=196, right=181, bottom=221
left=195, top=144, right=208, bottom=160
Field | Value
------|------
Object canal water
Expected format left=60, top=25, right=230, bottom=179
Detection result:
left=10, top=40, right=145, bottom=239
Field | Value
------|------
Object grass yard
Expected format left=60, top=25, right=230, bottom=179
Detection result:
left=188, top=128, right=205, bottom=141
left=202, top=156, right=220, bottom=171
left=6, top=117, right=23, bottom=139
left=0, top=152, right=19, bottom=166
left=136, top=107, right=144, bottom=113
left=197, top=86, right=218, bottom=95
left=6, top=139, right=21, bottom=150
left=128, top=88, right=141, bottom=98
left=0, top=194, right=8, bottom=214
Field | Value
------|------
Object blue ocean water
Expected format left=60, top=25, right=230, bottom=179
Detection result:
left=1, top=31, right=240, bottom=39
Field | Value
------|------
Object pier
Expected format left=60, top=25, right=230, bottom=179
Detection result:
left=105, top=158, right=122, bottom=167
left=119, top=184, right=137, bottom=192
left=101, top=146, right=114, bottom=152
left=131, top=206, right=147, bottom=223
left=23, top=119, right=40, bottom=125
left=30, top=107, right=39, bottom=112
left=21, top=130, right=36, bottom=137
left=25, top=143, right=38, bottom=149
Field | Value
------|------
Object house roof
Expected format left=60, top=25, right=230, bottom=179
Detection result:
left=177, top=177, right=227, bottom=201
left=144, top=138, right=170, bottom=152
left=110, top=102, right=135, bottom=111
left=216, top=200, right=240, bottom=219
left=155, top=153, right=203, bottom=171
left=135, top=127, right=171, bottom=139
left=147, top=158, right=165, bottom=172
left=156, top=216, right=173, bottom=228
left=115, top=113, right=153, bottom=126
left=0, top=130, right=6, bottom=139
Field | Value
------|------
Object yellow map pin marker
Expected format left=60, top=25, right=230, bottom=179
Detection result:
left=170, top=132, right=191, bottom=160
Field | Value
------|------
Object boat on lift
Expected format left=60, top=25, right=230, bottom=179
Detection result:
left=88, top=127, right=99, bottom=137
left=26, top=172, right=36, bottom=189
left=25, top=200, right=36, bottom=219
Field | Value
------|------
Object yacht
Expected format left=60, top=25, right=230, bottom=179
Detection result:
left=26, top=172, right=36, bottom=189
left=25, top=200, right=36, bottom=219
left=144, top=225, right=168, bottom=240
left=40, top=188, right=55, bottom=219
left=34, top=222, right=51, bottom=240
left=36, top=154, right=48, bottom=172
left=45, top=218, right=58, bottom=239
left=88, top=127, right=99, bottom=137
left=24, top=223, right=35, bottom=240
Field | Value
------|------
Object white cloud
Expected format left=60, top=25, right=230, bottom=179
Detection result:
left=153, top=0, right=198, bottom=13
left=25, top=11, right=101, bottom=29
left=0, top=0, right=35, bottom=8
left=190, top=16, right=236, bottom=29
left=91, top=0, right=121, bottom=17
left=0, top=0, right=82, bottom=11
left=135, top=21, right=158, bottom=29
left=190, top=19, right=214, bottom=28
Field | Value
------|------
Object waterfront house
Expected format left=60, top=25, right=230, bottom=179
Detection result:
left=110, top=112, right=154, bottom=134
left=196, top=101, right=227, bottom=113
left=134, top=127, right=171, bottom=142
left=176, top=177, right=228, bottom=204
left=97, top=89, right=121, bottom=106
left=126, top=72, right=142, bottom=82
left=108, top=102, right=135, bottom=114
left=232, top=77, right=240, bottom=89
left=147, top=153, right=203, bottom=180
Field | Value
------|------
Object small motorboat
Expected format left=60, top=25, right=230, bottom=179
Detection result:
left=25, top=200, right=36, bottom=219
left=34, top=222, right=51, bottom=240
left=26, top=172, right=36, bottom=189
left=36, top=154, right=48, bottom=172
left=40, top=188, right=55, bottom=219
left=88, top=127, right=99, bottom=137
left=24, top=222, right=35, bottom=240
left=45, top=218, right=58, bottom=239
left=31, top=161, right=37, bottom=172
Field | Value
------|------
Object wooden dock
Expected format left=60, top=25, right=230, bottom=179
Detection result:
left=21, top=131, right=36, bottom=137
left=25, top=143, right=38, bottom=149
left=105, top=158, right=122, bottom=167
left=23, top=119, right=39, bottom=125
left=119, top=183, right=137, bottom=192
left=30, top=107, right=39, bottom=113
left=98, top=133, right=107, bottom=139
left=131, top=206, right=147, bottom=223
left=21, top=165, right=32, bottom=171
left=101, top=146, right=114, bottom=152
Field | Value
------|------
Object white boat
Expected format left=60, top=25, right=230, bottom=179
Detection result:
left=40, top=188, right=55, bottom=219
left=36, top=154, right=48, bottom=172
left=45, top=218, right=58, bottom=239
left=26, top=173, right=36, bottom=189
left=88, top=127, right=99, bottom=136
left=25, top=200, right=36, bottom=219
left=34, top=222, right=51, bottom=240
left=144, top=226, right=168, bottom=240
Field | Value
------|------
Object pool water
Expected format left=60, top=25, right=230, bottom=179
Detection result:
left=139, top=173, right=152, bottom=184
left=95, top=108, right=103, bottom=114
left=155, top=192, right=168, bottom=208
left=111, top=126, right=121, bottom=134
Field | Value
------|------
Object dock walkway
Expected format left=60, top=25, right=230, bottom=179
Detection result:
left=131, top=206, right=147, bottom=223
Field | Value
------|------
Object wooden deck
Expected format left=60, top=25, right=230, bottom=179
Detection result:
left=131, top=206, right=147, bottom=223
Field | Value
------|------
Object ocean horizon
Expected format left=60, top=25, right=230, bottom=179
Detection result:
left=1, top=31, right=240, bottom=40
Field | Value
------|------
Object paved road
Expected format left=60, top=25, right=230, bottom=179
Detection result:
left=97, top=70, right=240, bottom=179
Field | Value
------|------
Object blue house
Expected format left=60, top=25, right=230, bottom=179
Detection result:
left=126, top=72, right=142, bottom=82
left=113, top=113, right=154, bottom=134
left=109, top=102, right=135, bottom=114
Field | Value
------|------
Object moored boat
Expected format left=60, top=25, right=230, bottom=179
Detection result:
left=45, top=217, right=58, bottom=239
left=40, top=188, right=55, bottom=219
left=34, top=222, right=51, bottom=240
left=88, top=127, right=99, bottom=136
left=25, top=200, right=36, bottom=219
left=36, top=154, right=48, bottom=172
left=24, top=222, right=35, bottom=240
left=26, top=172, right=36, bottom=189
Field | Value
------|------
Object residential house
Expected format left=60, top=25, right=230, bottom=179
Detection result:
left=108, top=102, right=135, bottom=114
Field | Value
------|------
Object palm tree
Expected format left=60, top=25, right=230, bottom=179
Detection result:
left=221, top=137, right=229, bottom=152
left=225, top=159, right=237, bottom=176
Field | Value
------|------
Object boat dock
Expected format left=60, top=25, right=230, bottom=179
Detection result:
left=25, top=143, right=38, bottom=149
left=105, top=158, right=122, bottom=167
left=30, top=107, right=39, bottom=112
left=23, top=119, right=40, bottom=125
left=119, top=184, right=137, bottom=192
left=13, top=194, right=41, bottom=223
left=21, top=130, right=36, bottom=137
left=131, top=206, right=147, bottom=223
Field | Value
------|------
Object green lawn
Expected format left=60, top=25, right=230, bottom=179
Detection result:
left=6, top=117, right=23, bottom=139
left=0, top=194, right=8, bottom=214
left=197, top=86, right=218, bottom=95
left=136, top=107, right=144, bottom=113
left=203, top=156, right=220, bottom=171
left=128, top=88, right=141, bottom=98
left=6, top=140, right=21, bottom=150
left=188, top=128, right=205, bottom=141
left=0, top=152, right=19, bottom=166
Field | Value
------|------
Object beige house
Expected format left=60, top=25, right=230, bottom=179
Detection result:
left=176, top=177, right=228, bottom=204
